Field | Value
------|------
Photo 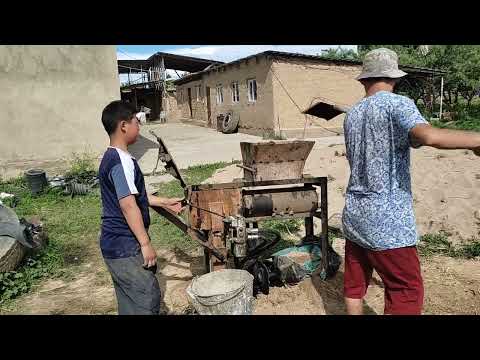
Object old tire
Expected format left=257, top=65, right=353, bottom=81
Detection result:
left=0, top=205, right=27, bottom=273
left=222, top=113, right=239, bottom=134
left=0, top=236, right=26, bottom=273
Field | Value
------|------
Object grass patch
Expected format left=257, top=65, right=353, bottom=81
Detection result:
left=261, top=218, right=302, bottom=235
left=428, top=101, right=480, bottom=131
left=0, top=242, right=64, bottom=306
left=259, top=219, right=302, bottom=254
left=418, top=232, right=480, bottom=259
left=0, top=177, right=101, bottom=306
left=153, top=162, right=233, bottom=198
left=455, top=241, right=480, bottom=259
left=64, top=152, right=98, bottom=182
left=259, top=218, right=339, bottom=252
left=262, top=131, right=286, bottom=140
left=0, top=153, right=101, bottom=308
left=418, top=233, right=456, bottom=257
left=430, top=103, right=480, bottom=132
left=431, top=118, right=480, bottom=132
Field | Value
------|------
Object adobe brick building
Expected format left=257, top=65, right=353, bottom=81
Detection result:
left=174, top=51, right=364, bottom=138
left=174, top=51, right=440, bottom=138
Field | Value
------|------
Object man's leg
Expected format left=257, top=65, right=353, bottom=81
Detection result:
left=105, top=254, right=161, bottom=315
left=345, top=298, right=364, bottom=315
left=368, top=246, right=424, bottom=315
left=344, top=240, right=373, bottom=315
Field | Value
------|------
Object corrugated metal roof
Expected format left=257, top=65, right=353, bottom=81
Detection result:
left=173, top=50, right=446, bottom=85
left=118, top=52, right=223, bottom=74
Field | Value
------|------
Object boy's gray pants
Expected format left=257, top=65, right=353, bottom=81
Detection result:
left=104, top=253, right=161, bottom=315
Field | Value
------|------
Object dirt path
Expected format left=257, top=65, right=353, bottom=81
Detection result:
left=4, top=248, right=204, bottom=315
left=254, top=239, right=480, bottom=315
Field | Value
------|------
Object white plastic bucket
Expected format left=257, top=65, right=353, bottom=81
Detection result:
left=186, top=269, right=254, bottom=315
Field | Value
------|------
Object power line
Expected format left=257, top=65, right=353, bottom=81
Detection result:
left=269, top=67, right=343, bottom=137
left=117, top=48, right=140, bottom=60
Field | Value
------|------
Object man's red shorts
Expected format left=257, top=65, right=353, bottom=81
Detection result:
left=344, top=239, right=424, bottom=315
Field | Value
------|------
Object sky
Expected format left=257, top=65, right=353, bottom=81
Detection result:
left=117, top=45, right=358, bottom=83
left=117, top=45, right=357, bottom=62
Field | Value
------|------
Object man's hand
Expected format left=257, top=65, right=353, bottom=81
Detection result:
left=141, top=243, right=157, bottom=268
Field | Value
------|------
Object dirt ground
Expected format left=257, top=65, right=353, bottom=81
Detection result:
left=304, top=144, right=480, bottom=245
left=6, top=238, right=479, bottom=315
left=4, top=137, right=480, bottom=315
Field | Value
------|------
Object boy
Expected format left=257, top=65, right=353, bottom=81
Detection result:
left=99, top=100, right=183, bottom=315
left=342, top=48, right=480, bottom=315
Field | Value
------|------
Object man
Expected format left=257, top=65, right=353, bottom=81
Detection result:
left=342, top=48, right=480, bottom=315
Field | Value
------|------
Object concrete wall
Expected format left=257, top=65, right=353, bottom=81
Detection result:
left=176, top=56, right=275, bottom=134
left=271, top=59, right=364, bottom=134
left=0, top=45, right=120, bottom=165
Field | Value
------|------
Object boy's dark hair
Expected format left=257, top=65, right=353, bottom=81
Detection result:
left=101, top=100, right=136, bottom=135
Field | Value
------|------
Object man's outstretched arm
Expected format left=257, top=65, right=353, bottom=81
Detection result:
left=410, top=124, right=480, bottom=155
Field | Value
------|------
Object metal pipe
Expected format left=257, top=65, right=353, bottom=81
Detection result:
left=439, top=76, right=444, bottom=120
left=320, top=178, right=329, bottom=279
left=118, top=64, right=149, bottom=73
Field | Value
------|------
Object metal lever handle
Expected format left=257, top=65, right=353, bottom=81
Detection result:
left=149, top=130, right=187, bottom=189
left=236, top=164, right=256, bottom=174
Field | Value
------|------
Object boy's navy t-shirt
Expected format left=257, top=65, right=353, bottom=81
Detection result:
left=98, top=147, right=150, bottom=259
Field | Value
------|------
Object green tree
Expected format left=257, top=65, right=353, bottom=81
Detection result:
left=456, top=46, right=480, bottom=108
left=358, top=45, right=480, bottom=112
left=320, top=47, right=360, bottom=61
left=421, top=46, right=480, bottom=110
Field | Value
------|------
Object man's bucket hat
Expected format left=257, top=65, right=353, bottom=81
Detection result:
left=356, top=48, right=407, bottom=80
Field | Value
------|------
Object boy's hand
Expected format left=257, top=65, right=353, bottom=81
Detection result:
left=141, top=243, right=157, bottom=268
left=148, top=194, right=186, bottom=214
left=160, top=197, right=185, bottom=214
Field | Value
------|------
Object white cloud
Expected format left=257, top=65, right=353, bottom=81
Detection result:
left=117, top=45, right=357, bottom=63
left=117, top=52, right=152, bottom=60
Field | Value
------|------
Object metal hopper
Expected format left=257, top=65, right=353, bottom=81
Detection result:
left=239, top=140, right=315, bottom=182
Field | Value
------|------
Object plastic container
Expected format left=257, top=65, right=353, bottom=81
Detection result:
left=186, top=269, right=254, bottom=315
left=25, top=169, right=47, bottom=195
